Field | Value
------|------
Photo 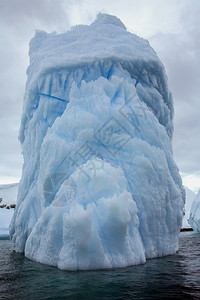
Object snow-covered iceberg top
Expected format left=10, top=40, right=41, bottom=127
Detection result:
left=27, top=13, right=156, bottom=80
left=10, top=14, right=184, bottom=270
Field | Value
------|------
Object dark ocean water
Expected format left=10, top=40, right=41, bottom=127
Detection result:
left=0, top=232, right=200, bottom=300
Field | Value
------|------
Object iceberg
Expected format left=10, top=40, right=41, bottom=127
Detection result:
left=0, top=209, right=14, bottom=238
left=189, top=190, right=200, bottom=232
left=10, top=13, right=184, bottom=270
left=182, top=186, right=196, bottom=229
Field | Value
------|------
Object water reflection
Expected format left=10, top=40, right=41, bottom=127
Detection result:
left=0, top=232, right=200, bottom=299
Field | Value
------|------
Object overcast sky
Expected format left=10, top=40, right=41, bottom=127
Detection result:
left=0, top=0, right=199, bottom=192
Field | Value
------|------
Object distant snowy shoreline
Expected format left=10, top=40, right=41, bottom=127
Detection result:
left=0, top=183, right=18, bottom=206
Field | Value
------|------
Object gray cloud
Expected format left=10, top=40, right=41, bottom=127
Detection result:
left=149, top=1, right=200, bottom=176
left=0, top=0, right=71, bottom=183
left=0, top=0, right=199, bottom=185
left=0, top=0, right=70, bottom=33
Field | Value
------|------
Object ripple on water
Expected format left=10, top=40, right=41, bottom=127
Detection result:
left=0, top=232, right=200, bottom=299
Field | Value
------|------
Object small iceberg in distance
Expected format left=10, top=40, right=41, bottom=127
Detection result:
left=0, top=183, right=18, bottom=239
left=189, top=189, right=200, bottom=232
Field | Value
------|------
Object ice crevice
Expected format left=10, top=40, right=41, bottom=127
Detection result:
left=20, top=58, right=173, bottom=144
left=39, top=93, right=69, bottom=103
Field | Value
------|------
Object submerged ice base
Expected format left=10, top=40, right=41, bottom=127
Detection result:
left=10, top=14, right=184, bottom=270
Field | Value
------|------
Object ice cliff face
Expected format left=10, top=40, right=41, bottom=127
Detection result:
left=10, top=13, right=185, bottom=270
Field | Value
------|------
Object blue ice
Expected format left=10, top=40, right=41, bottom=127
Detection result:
left=10, top=13, right=184, bottom=270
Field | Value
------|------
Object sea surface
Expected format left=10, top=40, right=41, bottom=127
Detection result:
left=0, top=232, right=200, bottom=299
